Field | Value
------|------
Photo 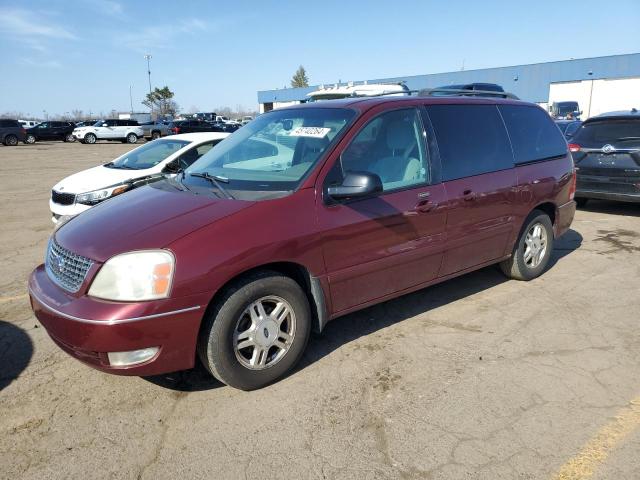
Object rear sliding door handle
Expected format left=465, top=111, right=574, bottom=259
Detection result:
left=462, top=189, right=477, bottom=201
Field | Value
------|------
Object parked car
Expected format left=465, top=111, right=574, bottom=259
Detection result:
left=208, top=120, right=241, bottom=133
left=19, top=120, right=39, bottom=129
left=29, top=96, right=576, bottom=390
left=549, top=101, right=581, bottom=120
left=0, top=119, right=27, bottom=146
left=168, top=120, right=225, bottom=135
left=25, top=121, right=76, bottom=144
left=139, top=121, right=170, bottom=141
left=570, top=109, right=640, bottom=206
left=555, top=120, right=582, bottom=139
left=49, top=132, right=229, bottom=224
left=73, top=119, right=144, bottom=144
left=239, top=116, right=253, bottom=125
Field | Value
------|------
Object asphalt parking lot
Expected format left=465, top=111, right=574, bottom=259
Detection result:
left=1, top=141, right=639, bottom=480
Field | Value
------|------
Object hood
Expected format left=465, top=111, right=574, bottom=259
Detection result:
left=55, top=182, right=254, bottom=262
left=52, top=165, right=152, bottom=194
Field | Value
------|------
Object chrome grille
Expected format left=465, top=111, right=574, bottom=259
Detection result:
left=52, top=190, right=75, bottom=205
left=45, top=240, right=93, bottom=293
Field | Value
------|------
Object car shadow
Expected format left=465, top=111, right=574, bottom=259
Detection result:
left=143, top=228, right=582, bottom=392
left=579, top=200, right=640, bottom=217
left=0, top=321, right=34, bottom=391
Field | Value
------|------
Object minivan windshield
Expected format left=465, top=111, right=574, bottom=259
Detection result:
left=183, top=107, right=355, bottom=200
left=105, top=138, right=189, bottom=170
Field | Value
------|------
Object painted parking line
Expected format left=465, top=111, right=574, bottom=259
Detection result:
left=0, top=294, right=28, bottom=304
left=551, top=397, right=640, bottom=480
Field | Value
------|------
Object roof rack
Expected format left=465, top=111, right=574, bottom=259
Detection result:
left=418, top=88, right=520, bottom=100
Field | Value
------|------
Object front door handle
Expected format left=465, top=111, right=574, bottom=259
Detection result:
left=414, top=199, right=437, bottom=213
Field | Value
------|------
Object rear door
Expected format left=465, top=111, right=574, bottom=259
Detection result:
left=426, top=104, right=517, bottom=276
left=35, top=122, right=52, bottom=140
left=571, top=119, right=640, bottom=197
left=318, top=106, right=448, bottom=314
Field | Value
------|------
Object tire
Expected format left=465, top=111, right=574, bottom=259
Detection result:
left=84, top=133, right=97, bottom=144
left=126, top=133, right=138, bottom=144
left=25, top=134, right=36, bottom=144
left=151, top=130, right=161, bottom=140
left=3, top=134, right=18, bottom=146
left=575, top=198, right=588, bottom=208
left=500, top=210, right=554, bottom=281
left=64, top=133, right=76, bottom=143
left=197, top=270, right=311, bottom=390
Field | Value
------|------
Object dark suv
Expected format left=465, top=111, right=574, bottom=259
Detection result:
left=168, top=120, right=225, bottom=135
left=0, top=119, right=27, bottom=146
left=25, top=121, right=76, bottom=144
left=29, top=96, right=576, bottom=390
left=570, top=109, right=640, bottom=206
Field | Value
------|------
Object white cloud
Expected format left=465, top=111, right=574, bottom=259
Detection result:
left=20, top=58, right=62, bottom=69
left=120, top=18, right=210, bottom=52
left=0, top=8, right=76, bottom=40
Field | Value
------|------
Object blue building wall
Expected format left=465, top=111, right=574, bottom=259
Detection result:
left=257, top=53, right=640, bottom=105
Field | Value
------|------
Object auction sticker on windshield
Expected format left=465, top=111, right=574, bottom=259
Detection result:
left=289, top=127, right=331, bottom=138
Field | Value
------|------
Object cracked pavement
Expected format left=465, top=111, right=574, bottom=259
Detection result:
left=1, top=142, right=639, bottom=479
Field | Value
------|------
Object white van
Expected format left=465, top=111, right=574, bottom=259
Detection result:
left=50, top=132, right=229, bottom=224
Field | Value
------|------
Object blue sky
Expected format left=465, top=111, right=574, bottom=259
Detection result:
left=0, top=0, right=638, bottom=118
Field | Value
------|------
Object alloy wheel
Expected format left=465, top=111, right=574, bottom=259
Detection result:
left=233, top=296, right=296, bottom=370
left=524, top=222, right=548, bottom=268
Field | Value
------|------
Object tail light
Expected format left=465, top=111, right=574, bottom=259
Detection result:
left=568, top=143, right=581, bottom=153
left=171, top=127, right=180, bottom=134
left=569, top=169, right=577, bottom=200
left=21, top=128, right=26, bottom=135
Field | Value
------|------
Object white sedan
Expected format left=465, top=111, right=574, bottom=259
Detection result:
left=50, top=132, right=229, bottom=224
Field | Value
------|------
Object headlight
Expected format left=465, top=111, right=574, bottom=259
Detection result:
left=76, top=184, right=129, bottom=205
left=88, top=250, right=175, bottom=301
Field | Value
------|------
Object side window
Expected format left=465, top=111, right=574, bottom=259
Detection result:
left=427, top=105, right=513, bottom=181
left=339, top=108, right=428, bottom=192
left=176, top=141, right=222, bottom=169
left=105, top=120, right=117, bottom=127
left=499, top=105, right=567, bottom=163
left=38, top=122, right=50, bottom=129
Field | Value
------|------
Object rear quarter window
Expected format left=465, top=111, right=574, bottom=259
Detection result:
left=499, top=105, right=568, bottom=164
left=427, top=104, right=513, bottom=180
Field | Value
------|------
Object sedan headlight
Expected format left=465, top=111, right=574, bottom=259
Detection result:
left=76, top=184, right=129, bottom=205
left=88, top=250, right=175, bottom=301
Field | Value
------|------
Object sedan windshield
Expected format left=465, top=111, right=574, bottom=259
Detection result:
left=184, top=107, right=355, bottom=199
left=105, top=138, right=189, bottom=170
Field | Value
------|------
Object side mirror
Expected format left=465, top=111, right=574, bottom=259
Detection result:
left=162, top=161, right=181, bottom=174
left=327, top=171, right=383, bottom=200
left=102, top=123, right=108, bottom=127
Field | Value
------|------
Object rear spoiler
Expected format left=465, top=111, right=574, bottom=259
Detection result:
left=418, top=88, right=519, bottom=100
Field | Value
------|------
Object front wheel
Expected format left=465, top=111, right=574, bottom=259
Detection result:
left=64, top=133, right=76, bottom=142
left=84, top=133, right=97, bottom=144
left=500, top=210, right=554, bottom=281
left=126, top=133, right=138, bottom=144
left=3, top=135, right=18, bottom=146
left=197, top=271, right=311, bottom=390
left=25, top=134, right=36, bottom=144
left=151, top=131, right=161, bottom=140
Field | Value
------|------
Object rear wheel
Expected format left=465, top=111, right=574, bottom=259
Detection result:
left=126, top=133, right=138, bottom=144
left=575, top=198, right=588, bottom=208
left=25, top=134, right=36, bottom=144
left=3, top=135, right=18, bottom=146
left=151, top=130, right=161, bottom=140
left=64, top=133, right=76, bottom=142
left=84, top=133, right=97, bottom=144
left=197, top=271, right=311, bottom=390
left=500, top=210, right=554, bottom=281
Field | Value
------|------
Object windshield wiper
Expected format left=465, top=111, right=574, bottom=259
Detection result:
left=189, top=172, right=234, bottom=199
left=615, top=137, right=640, bottom=141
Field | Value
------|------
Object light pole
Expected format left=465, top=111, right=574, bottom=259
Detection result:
left=587, top=70, right=594, bottom=119
left=129, top=85, right=134, bottom=113
left=144, top=54, right=153, bottom=117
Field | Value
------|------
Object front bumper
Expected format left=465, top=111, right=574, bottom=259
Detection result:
left=28, top=264, right=208, bottom=376
left=50, top=199, right=92, bottom=222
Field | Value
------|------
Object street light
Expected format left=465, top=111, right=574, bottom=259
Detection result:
left=144, top=54, right=153, bottom=117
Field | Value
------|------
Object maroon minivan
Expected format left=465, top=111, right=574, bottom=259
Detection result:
left=29, top=96, right=576, bottom=390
